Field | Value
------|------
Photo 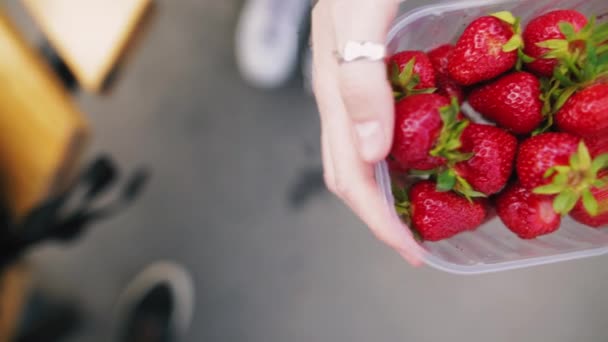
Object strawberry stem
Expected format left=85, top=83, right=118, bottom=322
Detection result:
left=533, top=143, right=608, bottom=215
left=389, top=60, right=436, bottom=99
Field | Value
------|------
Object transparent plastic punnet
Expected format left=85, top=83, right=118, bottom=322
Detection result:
left=377, top=0, right=608, bottom=274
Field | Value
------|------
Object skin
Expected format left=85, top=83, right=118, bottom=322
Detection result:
left=311, top=0, right=421, bottom=265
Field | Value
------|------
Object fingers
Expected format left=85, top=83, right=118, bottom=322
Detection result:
left=322, top=78, right=422, bottom=264
left=312, top=2, right=422, bottom=265
left=330, top=0, right=399, bottom=163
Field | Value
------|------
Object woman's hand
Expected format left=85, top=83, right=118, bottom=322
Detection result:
left=311, top=0, right=422, bottom=265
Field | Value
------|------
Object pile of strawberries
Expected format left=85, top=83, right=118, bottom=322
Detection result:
left=388, top=9, right=608, bottom=242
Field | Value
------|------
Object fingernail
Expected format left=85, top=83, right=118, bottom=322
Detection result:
left=355, top=121, right=385, bottom=162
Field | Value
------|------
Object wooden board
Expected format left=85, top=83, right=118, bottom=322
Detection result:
left=0, top=263, right=30, bottom=342
left=0, top=13, right=89, bottom=218
left=21, top=0, right=152, bottom=92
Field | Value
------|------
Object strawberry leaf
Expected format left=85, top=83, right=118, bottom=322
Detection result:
left=409, top=169, right=436, bottom=177
left=553, top=69, right=576, bottom=87
left=537, top=39, right=569, bottom=50
left=452, top=174, right=487, bottom=201
left=553, top=171, right=569, bottom=187
left=554, top=165, right=573, bottom=174
left=409, top=88, right=438, bottom=95
left=534, top=183, right=567, bottom=195
left=598, top=45, right=608, bottom=56
left=431, top=99, right=470, bottom=162
left=591, top=154, right=608, bottom=174
left=544, top=168, right=558, bottom=179
left=594, top=179, right=607, bottom=188
left=577, top=142, right=593, bottom=171
left=582, top=188, right=599, bottom=216
left=437, top=169, right=457, bottom=192
left=390, top=62, right=401, bottom=85
left=491, top=11, right=517, bottom=25
left=503, top=34, right=523, bottom=52
left=399, top=58, right=416, bottom=87
left=559, top=22, right=576, bottom=40
left=410, top=74, right=421, bottom=88
left=570, top=150, right=581, bottom=170
left=554, top=86, right=578, bottom=111
left=591, top=21, right=608, bottom=44
left=391, top=182, right=409, bottom=203
left=553, top=189, right=580, bottom=215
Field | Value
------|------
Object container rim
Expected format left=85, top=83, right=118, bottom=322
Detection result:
left=387, top=0, right=524, bottom=46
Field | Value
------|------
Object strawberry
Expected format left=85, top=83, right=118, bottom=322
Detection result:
left=388, top=51, right=437, bottom=97
left=453, top=124, right=518, bottom=195
left=496, top=183, right=561, bottom=239
left=522, top=9, right=588, bottom=77
left=468, top=72, right=544, bottom=134
left=408, top=180, right=487, bottom=241
left=387, top=156, right=409, bottom=175
left=570, top=175, right=608, bottom=228
left=555, top=83, right=608, bottom=137
left=390, top=94, right=467, bottom=171
left=518, top=133, right=608, bottom=216
left=427, top=44, right=465, bottom=103
left=448, top=14, right=520, bottom=86
left=516, top=132, right=580, bottom=190
left=584, top=135, right=608, bottom=158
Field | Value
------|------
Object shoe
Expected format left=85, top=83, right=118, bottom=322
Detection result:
left=235, top=0, right=311, bottom=89
left=112, top=262, right=195, bottom=342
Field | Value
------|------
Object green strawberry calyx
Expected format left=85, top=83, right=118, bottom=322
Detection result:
left=534, top=17, right=608, bottom=131
left=537, top=17, right=608, bottom=83
left=491, top=11, right=531, bottom=70
left=390, top=59, right=436, bottom=100
left=391, top=182, right=423, bottom=242
left=429, top=97, right=486, bottom=200
left=533, top=142, right=608, bottom=216
left=430, top=97, right=470, bottom=162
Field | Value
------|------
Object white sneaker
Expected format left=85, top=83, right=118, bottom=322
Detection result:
left=235, top=0, right=311, bottom=89
left=111, top=261, right=195, bottom=342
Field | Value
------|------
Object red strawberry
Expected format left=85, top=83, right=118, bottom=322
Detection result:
left=555, top=83, right=608, bottom=137
left=496, top=183, right=561, bottom=239
left=428, top=44, right=465, bottom=103
left=518, top=133, right=608, bottom=216
left=570, top=178, right=608, bottom=228
left=409, top=180, right=487, bottom=241
left=391, top=94, right=467, bottom=171
left=584, top=135, right=608, bottom=158
left=454, top=124, right=518, bottom=195
left=448, top=15, right=518, bottom=86
left=388, top=51, right=437, bottom=95
left=522, top=9, right=588, bottom=77
left=387, top=156, right=409, bottom=174
left=428, top=45, right=452, bottom=75
left=468, top=72, right=544, bottom=134
left=516, top=132, right=580, bottom=190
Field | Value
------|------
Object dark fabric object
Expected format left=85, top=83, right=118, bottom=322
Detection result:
left=0, top=155, right=149, bottom=273
left=120, top=283, right=174, bottom=342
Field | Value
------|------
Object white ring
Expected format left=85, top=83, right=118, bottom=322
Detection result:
left=336, top=40, right=386, bottom=64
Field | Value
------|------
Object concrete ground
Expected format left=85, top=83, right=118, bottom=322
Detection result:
left=5, top=1, right=608, bottom=341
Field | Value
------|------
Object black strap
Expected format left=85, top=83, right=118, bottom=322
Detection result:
left=0, top=155, right=149, bottom=270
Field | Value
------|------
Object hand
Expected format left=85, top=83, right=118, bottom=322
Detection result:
left=311, top=0, right=422, bottom=265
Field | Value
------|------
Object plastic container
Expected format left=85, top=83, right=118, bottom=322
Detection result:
left=377, top=0, right=608, bottom=274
